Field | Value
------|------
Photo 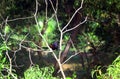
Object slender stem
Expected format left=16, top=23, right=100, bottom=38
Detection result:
left=57, top=59, right=66, bottom=79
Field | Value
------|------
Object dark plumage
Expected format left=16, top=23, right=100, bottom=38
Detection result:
left=50, top=41, right=59, bottom=50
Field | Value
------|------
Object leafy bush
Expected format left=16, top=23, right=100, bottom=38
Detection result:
left=106, top=55, right=120, bottom=79
left=91, top=55, right=120, bottom=79
left=24, top=65, right=59, bottom=79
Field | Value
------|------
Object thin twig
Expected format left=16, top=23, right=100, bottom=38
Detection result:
left=7, top=16, right=34, bottom=22
left=62, top=53, right=79, bottom=65
left=62, top=0, right=84, bottom=32
left=70, top=37, right=77, bottom=52
left=48, top=0, right=61, bottom=31
left=57, top=53, right=79, bottom=73
left=28, top=48, right=34, bottom=66
left=45, top=0, right=48, bottom=21
left=63, top=16, right=87, bottom=33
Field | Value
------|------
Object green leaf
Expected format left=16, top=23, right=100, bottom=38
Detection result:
left=22, top=27, right=28, bottom=33
left=4, top=25, right=11, bottom=34
left=10, top=34, right=24, bottom=41
left=0, top=43, right=10, bottom=51
left=28, top=42, right=37, bottom=49
left=66, top=77, right=72, bottom=79
left=45, top=19, right=56, bottom=34
left=91, top=70, right=96, bottom=78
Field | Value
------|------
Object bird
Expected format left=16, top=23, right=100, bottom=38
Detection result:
left=50, top=41, right=59, bottom=50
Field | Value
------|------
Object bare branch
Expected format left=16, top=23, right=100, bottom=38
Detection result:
left=49, top=0, right=61, bottom=31
left=28, top=48, right=34, bottom=66
left=62, top=0, right=84, bottom=32
left=34, top=0, right=58, bottom=61
left=63, top=16, right=87, bottom=34
left=7, top=16, right=34, bottom=22
left=45, top=0, right=48, bottom=23
left=34, top=0, right=39, bottom=17
left=12, top=33, right=29, bottom=58
left=49, top=0, right=63, bottom=59
left=6, top=50, right=17, bottom=79
left=62, top=53, right=79, bottom=65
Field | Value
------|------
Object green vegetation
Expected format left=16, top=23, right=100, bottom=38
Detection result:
left=91, top=55, right=120, bottom=79
left=0, top=43, right=17, bottom=79
left=0, top=0, right=120, bottom=79
left=24, top=65, right=59, bottom=79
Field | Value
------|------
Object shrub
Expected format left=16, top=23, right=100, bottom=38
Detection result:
left=91, top=55, right=120, bottom=79
left=24, top=65, right=59, bottom=79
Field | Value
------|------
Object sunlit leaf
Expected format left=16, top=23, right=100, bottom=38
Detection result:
left=10, top=34, right=24, bottom=41
left=28, top=42, right=37, bottom=49
left=4, top=25, right=11, bottom=34
left=45, top=19, right=56, bottom=34
left=22, top=27, right=28, bottom=33
left=66, top=77, right=72, bottom=79
left=38, top=21, right=43, bottom=27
